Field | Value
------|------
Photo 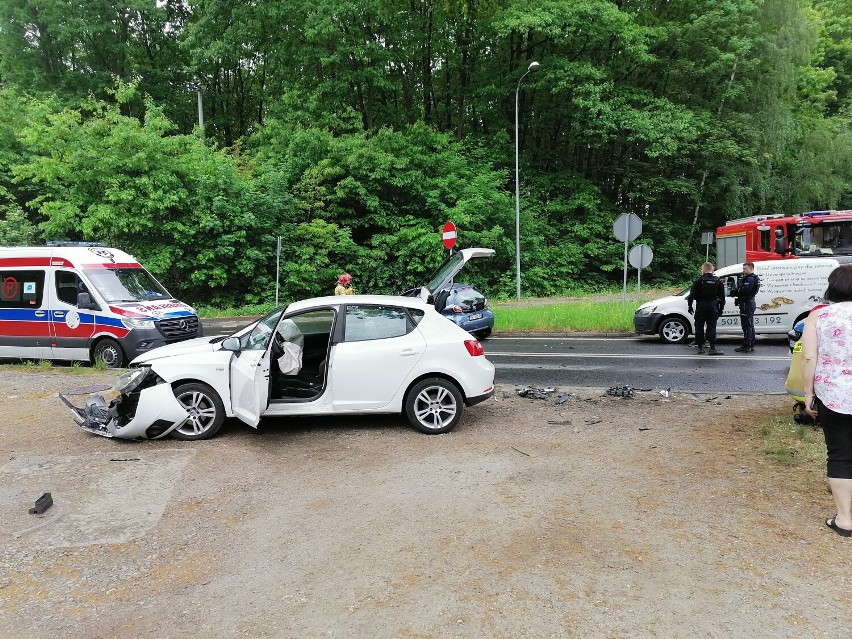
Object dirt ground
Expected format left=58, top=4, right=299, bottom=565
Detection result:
left=0, top=368, right=849, bottom=639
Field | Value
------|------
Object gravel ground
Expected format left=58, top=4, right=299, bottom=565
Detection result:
left=0, top=368, right=849, bottom=639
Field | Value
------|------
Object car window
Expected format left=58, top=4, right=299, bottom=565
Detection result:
left=407, top=308, right=425, bottom=325
left=55, top=270, right=89, bottom=306
left=0, top=270, right=44, bottom=308
left=447, top=287, right=485, bottom=311
left=243, top=308, right=285, bottom=350
left=344, top=305, right=412, bottom=342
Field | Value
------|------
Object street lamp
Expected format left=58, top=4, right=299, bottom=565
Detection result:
left=515, top=60, right=539, bottom=300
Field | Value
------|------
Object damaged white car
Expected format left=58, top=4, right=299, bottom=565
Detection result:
left=60, top=249, right=496, bottom=440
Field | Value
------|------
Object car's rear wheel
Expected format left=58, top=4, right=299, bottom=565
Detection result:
left=658, top=317, right=689, bottom=344
left=171, top=382, right=225, bottom=440
left=405, top=378, right=464, bottom=434
left=476, top=328, right=492, bottom=339
left=92, top=338, right=125, bottom=368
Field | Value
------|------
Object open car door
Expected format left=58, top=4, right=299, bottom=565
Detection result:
left=230, top=347, right=270, bottom=427
left=414, top=248, right=495, bottom=303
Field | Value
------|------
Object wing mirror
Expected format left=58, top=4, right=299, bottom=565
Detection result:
left=221, top=337, right=242, bottom=353
left=77, top=292, right=99, bottom=311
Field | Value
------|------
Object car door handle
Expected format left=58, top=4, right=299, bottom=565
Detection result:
left=400, top=348, right=421, bottom=357
left=35, top=311, right=46, bottom=317
left=54, top=312, right=65, bottom=318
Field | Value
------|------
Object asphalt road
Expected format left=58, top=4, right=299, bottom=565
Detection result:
left=202, top=318, right=792, bottom=395
left=485, top=334, right=791, bottom=394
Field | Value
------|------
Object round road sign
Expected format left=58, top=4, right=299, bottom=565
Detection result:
left=442, top=221, right=457, bottom=250
left=628, top=244, right=654, bottom=269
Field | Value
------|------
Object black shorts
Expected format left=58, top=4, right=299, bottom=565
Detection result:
left=816, top=397, right=852, bottom=479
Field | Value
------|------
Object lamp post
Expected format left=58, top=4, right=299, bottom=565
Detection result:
left=515, top=60, right=540, bottom=300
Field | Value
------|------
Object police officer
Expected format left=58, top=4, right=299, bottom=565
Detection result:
left=687, top=262, right=726, bottom=355
left=730, top=262, right=760, bottom=352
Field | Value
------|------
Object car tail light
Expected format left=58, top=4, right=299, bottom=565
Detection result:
left=464, top=340, right=484, bottom=356
left=483, top=298, right=488, bottom=308
left=451, top=304, right=463, bottom=313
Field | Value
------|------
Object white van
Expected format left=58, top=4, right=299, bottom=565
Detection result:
left=0, top=244, right=201, bottom=367
left=633, top=258, right=850, bottom=343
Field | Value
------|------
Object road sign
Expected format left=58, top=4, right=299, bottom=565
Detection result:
left=628, top=244, right=653, bottom=269
left=442, top=221, right=457, bottom=250
left=613, top=213, right=642, bottom=242
left=700, top=232, right=714, bottom=245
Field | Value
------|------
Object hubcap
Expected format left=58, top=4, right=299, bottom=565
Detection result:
left=176, top=391, right=217, bottom=435
left=414, top=386, right=457, bottom=429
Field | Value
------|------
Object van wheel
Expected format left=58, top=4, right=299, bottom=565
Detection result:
left=92, top=338, right=125, bottom=368
left=658, top=317, right=689, bottom=344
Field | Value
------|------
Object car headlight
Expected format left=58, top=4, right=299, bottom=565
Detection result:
left=113, top=367, right=149, bottom=394
left=635, top=306, right=656, bottom=316
left=121, top=317, right=156, bottom=329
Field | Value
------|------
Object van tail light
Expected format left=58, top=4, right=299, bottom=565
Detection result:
left=464, top=340, right=484, bottom=356
left=451, top=304, right=463, bottom=313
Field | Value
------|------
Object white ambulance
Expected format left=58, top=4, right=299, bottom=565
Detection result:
left=633, top=258, right=849, bottom=343
left=0, top=244, right=202, bottom=367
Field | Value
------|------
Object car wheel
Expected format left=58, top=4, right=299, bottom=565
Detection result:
left=405, top=378, right=464, bottom=434
left=171, top=383, right=225, bottom=440
left=476, top=328, right=492, bottom=339
left=658, top=317, right=689, bottom=344
left=92, top=338, right=125, bottom=368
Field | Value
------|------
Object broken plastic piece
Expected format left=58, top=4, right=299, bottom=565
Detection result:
left=606, top=386, right=634, bottom=398
left=517, top=386, right=556, bottom=400
left=29, top=493, right=53, bottom=515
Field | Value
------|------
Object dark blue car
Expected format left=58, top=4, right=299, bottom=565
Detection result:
left=435, top=283, right=494, bottom=339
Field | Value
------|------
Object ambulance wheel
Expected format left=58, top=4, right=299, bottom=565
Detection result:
left=171, top=383, right=225, bottom=440
left=658, top=317, right=689, bottom=344
left=92, top=338, right=125, bottom=368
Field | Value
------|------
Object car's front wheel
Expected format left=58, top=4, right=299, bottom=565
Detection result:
left=171, top=382, right=225, bottom=440
left=405, top=378, right=464, bottom=434
left=658, top=317, right=690, bottom=344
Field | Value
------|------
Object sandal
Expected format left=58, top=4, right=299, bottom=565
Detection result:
left=826, top=517, right=852, bottom=537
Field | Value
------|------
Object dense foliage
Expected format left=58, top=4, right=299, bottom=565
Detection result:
left=0, top=0, right=849, bottom=304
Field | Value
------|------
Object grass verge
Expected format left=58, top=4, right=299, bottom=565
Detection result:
left=760, top=415, right=825, bottom=470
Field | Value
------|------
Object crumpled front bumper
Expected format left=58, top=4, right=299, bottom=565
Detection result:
left=59, top=383, right=190, bottom=440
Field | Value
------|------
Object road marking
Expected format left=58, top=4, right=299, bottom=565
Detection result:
left=485, top=351, right=790, bottom=361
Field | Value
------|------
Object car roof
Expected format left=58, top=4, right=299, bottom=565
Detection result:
left=287, top=294, right=431, bottom=312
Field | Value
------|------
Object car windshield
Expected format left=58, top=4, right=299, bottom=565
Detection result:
left=83, top=267, right=171, bottom=302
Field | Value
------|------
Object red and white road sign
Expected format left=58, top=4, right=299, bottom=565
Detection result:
left=442, top=221, right=457, bottom=250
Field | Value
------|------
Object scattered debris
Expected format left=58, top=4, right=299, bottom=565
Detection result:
left=517, top=386, right=556, bottom=400
left=109, top=458, right=141, bottom=462
left=556, top=393, right=571, bottom=405
left=511, top=446, right=530, bottom=457
left=546, top=420, right=572, bottom=425
left=606, top=386, right=635, bottom=398
left=584, top=416, right=602, bottom=425
left=29, top=492, right=53, bottom=515
left=639, top=426, right=651, bottom=431
left=659, top=388, right=671, bottom=398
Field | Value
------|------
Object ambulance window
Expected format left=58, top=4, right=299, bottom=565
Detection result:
left=0, top=270, right=45, bottom=308
left=55, top=271, right=84, bottom=305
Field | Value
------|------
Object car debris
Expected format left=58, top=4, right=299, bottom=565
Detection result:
left=606, top=386, right=635, bottom=398
left=584, top=416, right=602, bottom=425
left=29, top=493, right=53, bottom=515
left=516, top=386, right=556, bottom=399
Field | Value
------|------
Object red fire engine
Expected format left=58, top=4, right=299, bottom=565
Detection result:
left=716, top=210, right=852, bottom=267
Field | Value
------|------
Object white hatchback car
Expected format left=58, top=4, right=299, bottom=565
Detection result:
left=60, top=249, right=496, bottom=440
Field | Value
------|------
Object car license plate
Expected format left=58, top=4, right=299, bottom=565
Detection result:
left=468, top=313, right=482, bottom=320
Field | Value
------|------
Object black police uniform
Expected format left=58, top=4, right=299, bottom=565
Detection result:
left=687, top=273, right=726, bottom=354
left=730, top=272, right=760, bottom=352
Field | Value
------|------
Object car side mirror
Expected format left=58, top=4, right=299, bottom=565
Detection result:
left=221, top=337, right=242, bottom=353
left=77, top=292, right=98, bottom=310
left=775, top=233, right=787, bottom=255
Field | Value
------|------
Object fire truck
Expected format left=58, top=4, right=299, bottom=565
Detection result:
left=716, top=210, right=852, bottom=268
